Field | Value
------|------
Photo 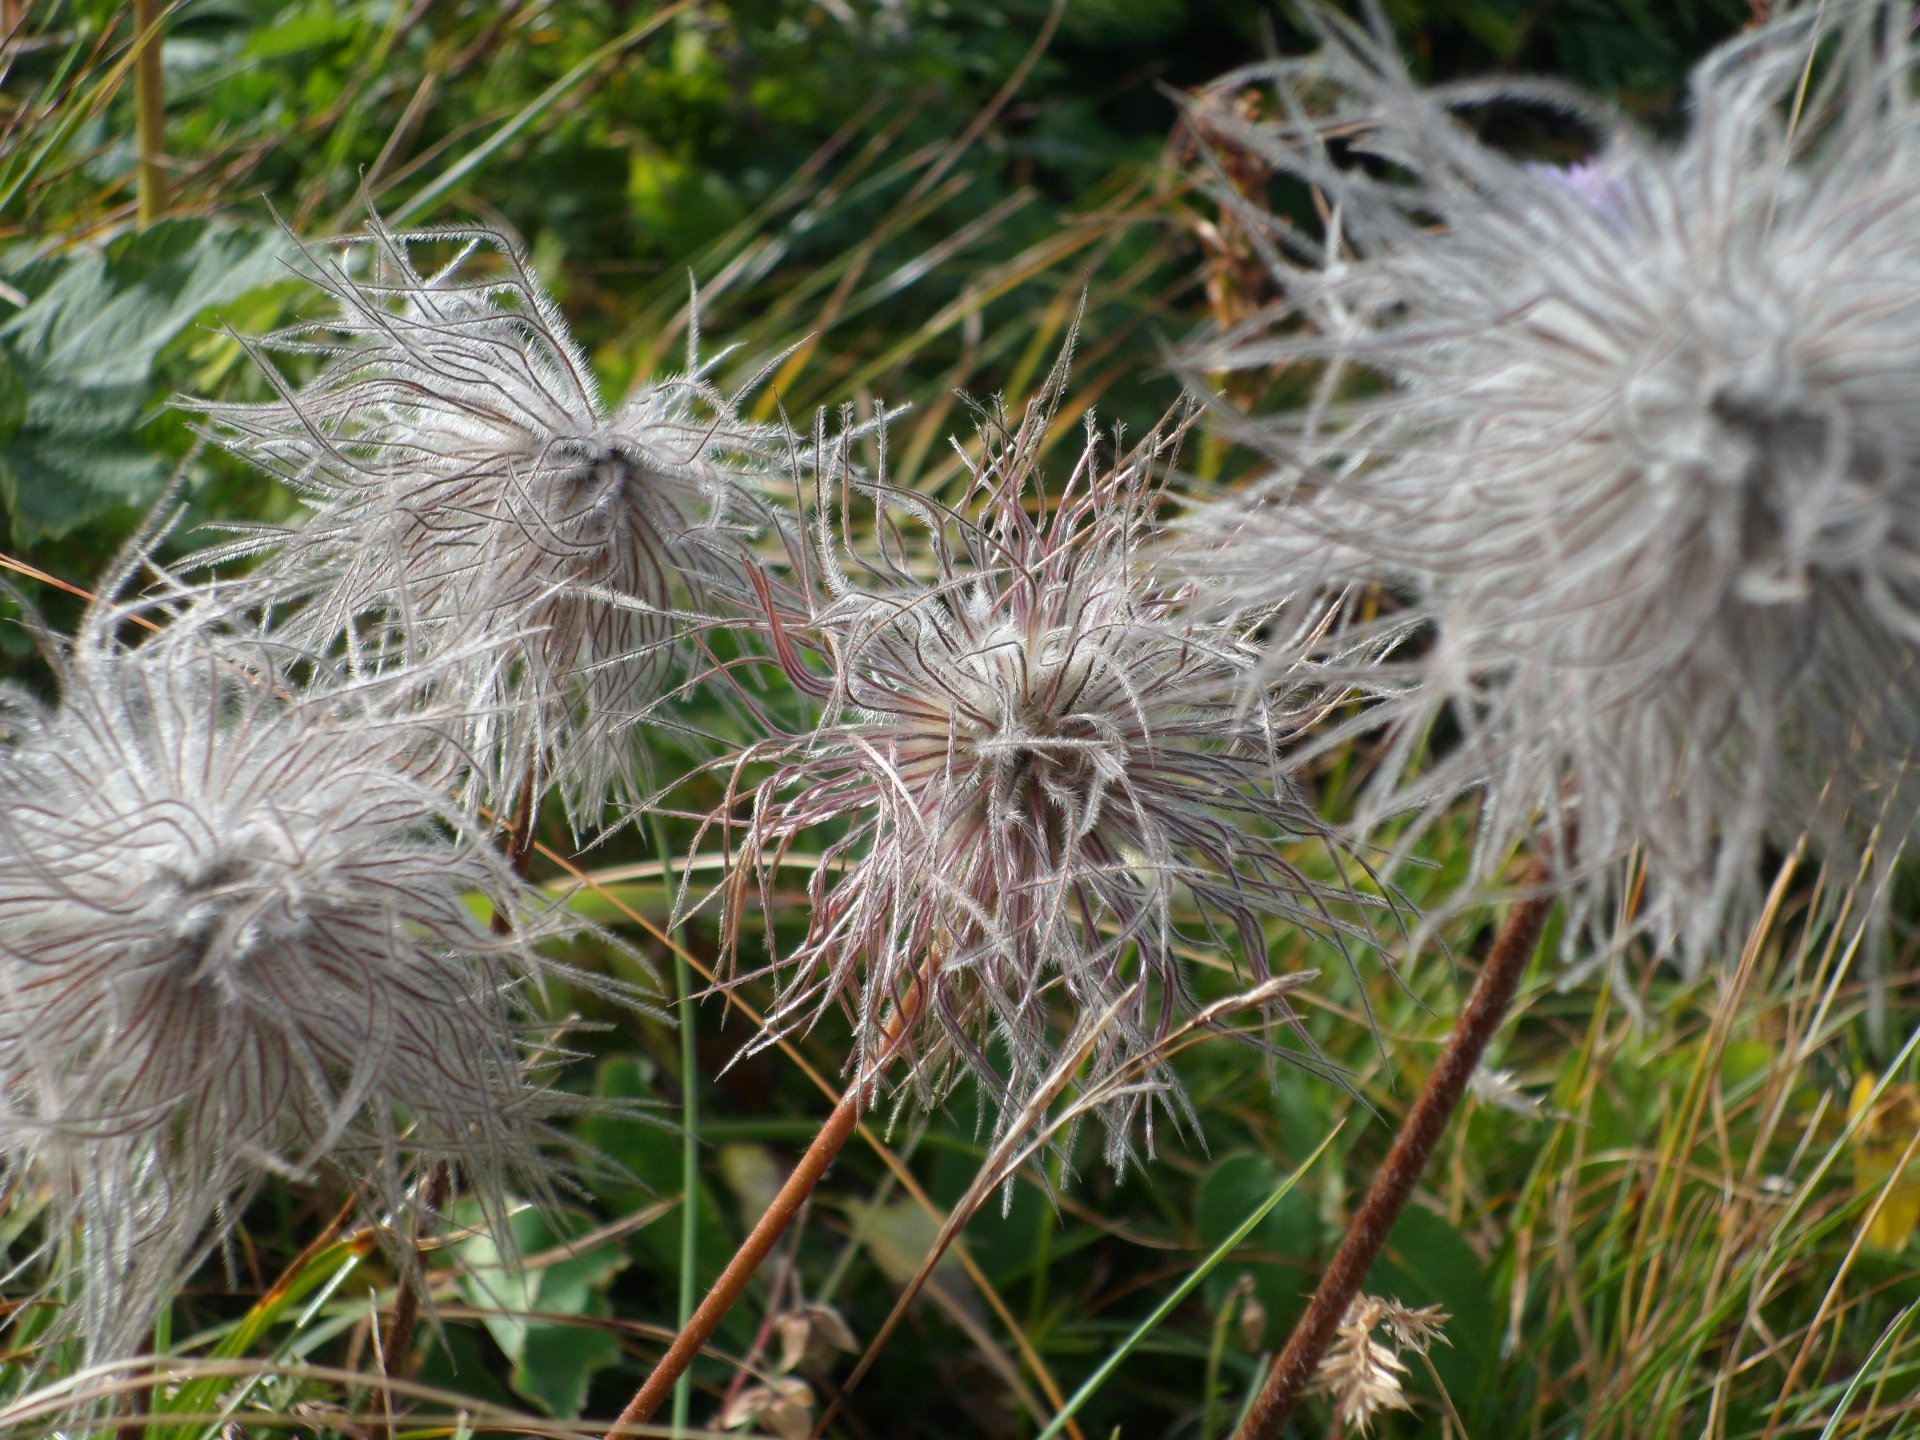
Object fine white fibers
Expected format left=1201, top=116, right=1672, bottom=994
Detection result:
left=710, top=364, right=1375, bottom=1170
left=194, top=219, right=789, bottom=835
left=0, top=594, right=632, bottom=1362
left=1186, top=2, right=1920, bottom=965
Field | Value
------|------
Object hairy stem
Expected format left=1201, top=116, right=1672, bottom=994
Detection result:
left=606, top=982, right=926, bottom=1436
left=1236, top=862, right=1555, bottom=1440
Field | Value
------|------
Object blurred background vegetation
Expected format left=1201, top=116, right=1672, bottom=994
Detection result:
left=8, top=2, right=1920, bottom=1438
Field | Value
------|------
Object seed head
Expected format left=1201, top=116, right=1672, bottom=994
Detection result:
left=712, top=363, right=1366, bottom=1166
left=1312, top=1294, right=1449, bottom=1432
left=0, top=587, right=628, bottom=1361
left=195, top=219, right=788, bottom=833
left=1187, top=2, right=1920, bottom=962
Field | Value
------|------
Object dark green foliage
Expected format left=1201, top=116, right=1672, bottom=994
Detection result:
left=0, top=219, right=291, bottom=539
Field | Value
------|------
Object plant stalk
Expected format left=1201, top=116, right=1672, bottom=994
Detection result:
left=672, top=962, right=700, bottom=1434
left=1235, top=862, right=1555, bottom=1440
left=606, top=982, right=926, bottom=1436
left=372, top=1161, right=452, bottom=1440
left=374, top=770, right=537, bottom=1434
left=502, top=767, right=540, bottom=884
left=132, top=0, right=166, bottom=224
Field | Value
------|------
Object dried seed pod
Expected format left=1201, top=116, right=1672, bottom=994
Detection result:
left=194, top=219, right=791, bottom=834
left=705, top=353, right=1380, bottom=1168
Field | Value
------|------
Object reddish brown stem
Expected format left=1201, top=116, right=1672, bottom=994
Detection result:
left=609, top=1081, right=862, bottom=1435
left=114, top=1381, right=148, bottom=1440
left=1236, top=864, right=1556, bottom=1440
left=607, top=983, right=925, bottom=1437
left=504, top=769, right=540, bottom=878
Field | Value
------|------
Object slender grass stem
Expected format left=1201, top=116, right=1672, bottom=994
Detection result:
left=1235, top=858, right=1556, bottom=1440
left=605, top=977, right=927, bottom=1436
left=645, top=808, right=701, bottom=1440
left=673, top=973, right=700, bottom=1436
left=371, top=1161, right=451, bottom=1440
left=131, top=0, right=165, bottom=224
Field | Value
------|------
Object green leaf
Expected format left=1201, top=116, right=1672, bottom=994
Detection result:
left=241, top=8, right=355, bottom=62
left=455, top=1202, right=632, bottom=1419
left=1366, top=1205, right=1500, bottom=1418
left=0, top=220, right=292, bottom=540
left=0, top=356, right=25, bottom=447
left=1036, top=1125, right=1340, bottom=1440
left=1194, top=1151, right=1319, bottom=1340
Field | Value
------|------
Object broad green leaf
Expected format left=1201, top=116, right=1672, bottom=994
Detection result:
left=456, top=1202, right=632, bottom=1418
left=0, top=219, right=292, bottom=539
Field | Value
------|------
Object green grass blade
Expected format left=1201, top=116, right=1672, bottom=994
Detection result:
left=1033, top=1124, right=1342, bottom=1440
left=156, top=1235, right=363, bottom=1439
left=388, top=1, right=697, bottom=227
left=1814, top=1297, right=1920, bottom=1440
left=647, top=808, right=700, bottom=1439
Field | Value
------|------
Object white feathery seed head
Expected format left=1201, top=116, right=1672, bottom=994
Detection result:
left=0, top=580, right=640, bottom=1362
left=708, top=356, right=1375, bottom=1168
left=194, top=218, right=790, bottom=834
left=1186, top=1, right=1920, bottom=963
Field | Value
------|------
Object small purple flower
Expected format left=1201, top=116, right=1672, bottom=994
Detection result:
left=1524, top=156, right=1637, bottom=234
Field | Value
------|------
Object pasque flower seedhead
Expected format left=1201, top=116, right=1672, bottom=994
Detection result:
left=711, top=361, right=1370, bottom=1166
left=196, top=219, right=788, bottom=833
left=1188, top=1, right=1920, bottom=962
left=0, top=582, right=634, bottom=1361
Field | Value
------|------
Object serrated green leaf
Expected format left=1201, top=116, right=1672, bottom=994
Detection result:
left=0, top=220, right=292, bottom=539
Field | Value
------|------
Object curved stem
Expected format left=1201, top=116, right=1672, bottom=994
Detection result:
left=1235, top=862, right=1555, bottom=1440
left=606, top=983, right=925, bottom=1437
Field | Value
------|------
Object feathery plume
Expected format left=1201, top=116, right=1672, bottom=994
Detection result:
left=708, top=356, right=1373, bottom=1167
left=194, top=219, right=790, bottom=833
left=0, top=576, right=638, bottom=1364
left=1186, top=1, right=1920, bottom=962
left=1311, top=1294, right=1449, bottom=1431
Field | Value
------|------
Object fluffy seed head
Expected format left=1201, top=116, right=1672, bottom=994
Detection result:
left=195, top=220, right=788, bottom=832
left=713, top=365, right=1366, bottom=1166
left=1187, top=2, right=1920, bottom=962
left=0, top=588, right=624, bottom=1361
